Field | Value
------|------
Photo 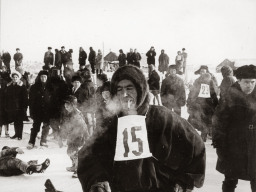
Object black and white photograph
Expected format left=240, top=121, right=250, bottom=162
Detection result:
left=0, top=0, right=256, bottom=191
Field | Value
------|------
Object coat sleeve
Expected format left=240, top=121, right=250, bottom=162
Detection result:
left=0, top=147, right=18, bottom=158
left=176, top=80, right=186, bottom=107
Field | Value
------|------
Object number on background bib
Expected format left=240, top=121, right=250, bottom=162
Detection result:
left=114, top=115, right=152, bottom=161
left=198, top=84, right=210, bottom=98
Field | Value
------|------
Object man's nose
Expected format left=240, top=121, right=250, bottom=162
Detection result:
left=122, top=89, right=128, bottom=97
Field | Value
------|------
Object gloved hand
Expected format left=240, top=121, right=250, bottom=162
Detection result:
left=89, top=181, right=111, bottom=192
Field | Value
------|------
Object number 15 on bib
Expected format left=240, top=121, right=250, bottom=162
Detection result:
left=114, top=115, right=152, bottom=161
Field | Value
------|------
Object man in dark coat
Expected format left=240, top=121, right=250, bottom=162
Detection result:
left=0, top=146, right=50, bottom=176
left=146, top=46, right=157, bottom=76
left=88, top=47, right=96, bottom=74
left=27, top=70, right=52, bottom=149
left=60, top=46, right=68, bottom=69
left=0, top=76, right=9, bottom=137
left=13, top=48, right=23, bottom=69
left=79, top=47, right=87, bottom=69
left=126, top=48, right=134, bottom=65
left=118, top=49, right=126, bottom=67
left=161, top=65, right=186, bottom=116
left=148, top=64, right=160, bottom=105
left=77, top=65, right=205, bottom=192
left=212, top=64, right=256, bottom=192
left=71, top=75, right=87, bottom=105
left=44, top=47, right=54, bottom=69
left=54, top=49, right=62, bottom=69
left=5, top=71, right=28, bottom=140
left=1, top=50, right=11, bottom=73
left=132, top=49, right=142, bottom=68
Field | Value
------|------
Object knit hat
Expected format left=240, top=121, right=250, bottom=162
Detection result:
left=194, top=65, right=209, bottom=75
left=110, top=65, right=149, bottom=115
left=234, top=64, right=256, bottom=79
left=10, top=70, right=22, bottom=79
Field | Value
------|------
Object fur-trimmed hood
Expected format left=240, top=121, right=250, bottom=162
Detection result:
left=7, top=80, right=23, bottom=87
left=110, top=65, right=150, bottom=115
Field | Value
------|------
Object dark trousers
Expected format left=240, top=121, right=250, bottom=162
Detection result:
left=0, top=158, right=28, bottom=176
left=29, top=119, right=50, bottom=145
left=3, top=61, right=11, bottom=73
left=223, top=175, right=256, bottom=192
left=13, top=118, right=24, bottom=139
left=90, top=63, right=95, bottom=74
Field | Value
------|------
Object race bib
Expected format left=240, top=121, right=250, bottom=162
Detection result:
left=198, top=84, right=210, bottom=98
left=114, top=115, right=152, bottom=161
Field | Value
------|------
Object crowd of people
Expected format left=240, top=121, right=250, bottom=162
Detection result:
left=0, top=46, right=256, bottom=192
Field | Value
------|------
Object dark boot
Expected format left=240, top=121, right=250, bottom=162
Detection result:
left=222, top=177, right=238, bottom=192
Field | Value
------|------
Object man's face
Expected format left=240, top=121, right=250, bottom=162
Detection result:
left=64, top=103, right=73, bottom=113
left=130, top=49, right=133, bottom=53
left=238, top=79, right=256, bottom=95
left=161, top=50, right=164, bottom=54
left=134, top=49, right=137, bottom=53
left=72, top=81, right=81, bottom=89
left=169, top=68, right=176, bottom=75
left=12, top=75, right=19, bottom=83
left=200, top=69, right=207, bottom=75
left=117, top=79, right=137, bottom=111
left=40, top=75, right=47, bottom=83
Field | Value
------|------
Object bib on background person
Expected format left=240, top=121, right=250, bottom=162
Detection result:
left=114, top=115, right=152, bottom=161
left=198, top=84, right=211, bottom=98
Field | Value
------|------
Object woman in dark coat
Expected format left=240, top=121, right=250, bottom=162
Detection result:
left=79, top=47, right=87, bottom=68
left=4, top=71, right=28, bottom=140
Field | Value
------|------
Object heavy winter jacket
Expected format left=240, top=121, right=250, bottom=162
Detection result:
left=0, top=79, right=7, bottom=125
left=148, top=70, right=160, bottom=91
left=55, top=51, right=62, bottom=68
left=1, top=52, right=11, bottom=64
left=213, top=82, right=256, bottom=180
left=126, top=52, right=134, bottom=64
left=79, top=51, right=87, bottom=66
left=4, top=81, right=28, bottom=123
left=160, top=74, right=186, bottom=109
left=219, top=76, right=235, bottom=101
left=78, top=65, right=205, bottom=192
left=89, top=50, right=96, bottom=65
left=29, top=82, right=52, bottom=121
left=118, top=53, right=126, bottom=67
left=96, top=53, right=103, bottom=70
left=158, top=53, right=169, bottom=73
left=44, top=51, right=54, bottom=65
left=13, top=53, right=23, bottom=67
left=132, top=52, right=142, bottom=68
left=146, top=50, right=156, bottom=65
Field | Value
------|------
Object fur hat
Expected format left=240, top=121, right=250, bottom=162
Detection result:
left=234, top=64, right=256, bottom=79
left=110, top=65, right=150, bottom=115
left=10, top=70, right=22, bottom=79
left=169, top=64, right=177, bottom=70
left=72, top=75, right=82, bottom=83
left=194, top=65, right=209, bottom=75
left=16, top=48, right=20, bottom=51
left=38, top=70, right=48, bottom=77
left=64, top=95, right=77, bottom=106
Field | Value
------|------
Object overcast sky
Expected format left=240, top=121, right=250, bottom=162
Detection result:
left=1, top=0, right=256, bottom=66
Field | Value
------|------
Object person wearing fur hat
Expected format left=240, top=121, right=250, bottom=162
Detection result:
left=77, top=65, right=206, bottom=192
left=0, top=146, right=50, bottom=176
left=5, top=71, right=28, bottom=140
left=161, top=65, right=186, bottom=116
left=219, top=66, right=236, bottom=102
left=71, top=75, right=87, bottom=105
left=187, top=70, right=219, bottom=142
left=27, top=70, right=52, bottom=149
left=212, top=64, right=256, bottom=192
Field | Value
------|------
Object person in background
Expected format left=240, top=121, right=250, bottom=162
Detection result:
left=0, top=74, right=9, bottom=137
left=13, top=48, right=23, bottom=69
left=148, top=64, right=160, bottom=105
left=78, top=65, right=206, bottom=192
left=212, top=65, right=256, bottom=192
left=44, top=47, right=54, bottom=70
left=118, top=49, right=126, bottom=67
left=89, top=47, right=96, bottom=74
left=54, top=49, right=62, bottom=69
left=1, top=50, right=11, bottom=73
left=146, top=46, right=156, bottom=76
left=27, top=70, right=52, bottom=149
left=5, top=71, right=28, bottom=140
left=62, top=95, right=89, bottom=178
left=79, top=47, right=87, bottom=70
left=175, top=51, right=184, bottom=74
left=60, top=46, right=67, bottom=69
left=126, top=48, right=134, bottom=65
left=133, top=49, right=142, bottom=68
left=0, top=146, right=50, bottom=176
left=161, top=65, right=186, bottom=116
left=181, top=48, right=188, bottom=74
left=187, top=67, right=219, bottom=142
left=158, top=49, right=169, bottom=75
left=96, top=49, right=103, bottom=75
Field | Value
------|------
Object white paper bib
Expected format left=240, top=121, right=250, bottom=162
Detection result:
left=198, top=83, right=211, bottom=98
left=114, top=115, right=152, bottom=161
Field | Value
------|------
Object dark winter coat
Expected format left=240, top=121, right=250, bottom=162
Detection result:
left=29, top=82, right=52, bottom=121
left=132, top=52, right=142, bottom=68
left=44, top=51, right=54, bottom=65
left=55, top=51, right=62, bottom=68
left=89, top=50, right=96, bottom=65
left=4, top=81, right=28, bottom=123
left=219, top=76, right=236, bottom=101
left=160, top=74, right=186, bottom=109
left=80, top=80, right=96, bottom=113
left=79, top=51, right=87, bottom=66
left=1, top=52, right=11, bottom=64
left=60, top=50, right=68, bottom=64
left=158, top=53, right=169, bottom=73
left=187, top=74, right=218, bottom=132
left=118, top=53, right=126, bottom=67
left=213, top=82, right=256, bottom=180
left=146, top=50, right=156, bottom=65
left=148, top=70, right=160, bottom=91
left=13, top=53, right=23, bottom=67
left=78, top=65, right=205, bottom=192
left=72, top=86, right=87, bottom=105
left=126, top=52, right=134, bottom=64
